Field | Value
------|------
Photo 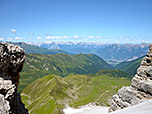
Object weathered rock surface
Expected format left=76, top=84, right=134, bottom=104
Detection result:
left=0, top=42, right=28, bottom=114
left=109, top=44, right=152, bottom=112
left=110, top=99, right=152, bottom=114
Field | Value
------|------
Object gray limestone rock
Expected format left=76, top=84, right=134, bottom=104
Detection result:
left=109, top=44, right=152, bottom=112
left=110, top=99, right=152, bottom=114
left=0, top=42, right=28, bottom=114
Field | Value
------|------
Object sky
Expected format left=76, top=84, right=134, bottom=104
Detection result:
left=0, top=0, right=152, bottom=43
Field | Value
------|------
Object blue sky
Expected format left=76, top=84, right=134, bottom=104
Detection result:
left=0, top=0, right=152, bottom=43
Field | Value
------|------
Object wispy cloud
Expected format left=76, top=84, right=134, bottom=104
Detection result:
left=37, top=36, right=42, bottom=39
left=119, top=37, right=124, bottom=39
left=96, top=36, right=102, bottom=39
left=88, top=36, right=94, bottom=39
left=7, top=38, right=12, bottom=40
left=30, top=33, right=35, bottom=35
left=45, top=36, right=69, bottom=39
left=73, top=35, right=80, bottom=39
left=0, top=38, right=4, bottom=40
left=63, top=36, right=69, bottom=39
left=14, top=37, right=23, bottom=40
left=11, top=29, right=16, bottom=33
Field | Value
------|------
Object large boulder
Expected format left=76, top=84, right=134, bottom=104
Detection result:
left=109, top=44, right=152, bottom=112
left=0, top=42, right=28, bottom=114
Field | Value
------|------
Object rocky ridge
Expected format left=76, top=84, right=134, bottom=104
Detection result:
left=109, top=44, right=152, bottom=112
left=0, top=42, right=28, bottom=114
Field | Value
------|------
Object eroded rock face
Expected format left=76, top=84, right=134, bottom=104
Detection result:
left=109, top=44, right=152, bottom=112
left=0, top=42, right=28, bottom=114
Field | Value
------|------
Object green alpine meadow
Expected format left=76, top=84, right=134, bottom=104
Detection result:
left=21, top=73, right=130, bottom=114
left=15, top=42, right=144, bottom=114
left=19, top=53, right=113, bottom=92
left=17, top=43, right=143, bottom=114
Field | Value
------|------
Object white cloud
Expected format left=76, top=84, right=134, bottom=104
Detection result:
left=7, top=38, right=12, bottom=40
left=126, top=38, right=129, bottom=40
left=30, top=33, right=35, bottom=35
left=45, top=36, right=69, bottom=39
left=37, top=36, right=42, bottom=39
left=0, top=38, right=4, bottom=40
left=88, top=36, right=94, bottom=39
left=11, top=29, right=16, bottom=33
left=119, top=37, right=124, bottom=39
left=63, top=36, right=69, bottom=39
left=45, top=36, right=56, bottom=39
left=14, top=37, right=23, bottom=40
left=73, top=35, right=80, bottom=39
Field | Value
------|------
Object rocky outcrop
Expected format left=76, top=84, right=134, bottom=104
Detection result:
left=109, top=44, right=152, bottom=112
left=0, top=42, right=28, bottom=114
left=110, top=99, right=152, bottom=114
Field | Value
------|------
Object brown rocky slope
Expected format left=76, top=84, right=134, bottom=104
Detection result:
left=109, top=44, right=152, bottom=112
left=0, top=42, right=28, bottom=114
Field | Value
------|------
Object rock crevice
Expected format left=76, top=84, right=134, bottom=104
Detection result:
left=109, top=44, right=152, bottom=112
left=0, top=42, right=28, bottom=114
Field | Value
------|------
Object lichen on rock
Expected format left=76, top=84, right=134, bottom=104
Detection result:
left=0, top=42, right=28, bottom=114
left=109, top=44, right=152, bottom=112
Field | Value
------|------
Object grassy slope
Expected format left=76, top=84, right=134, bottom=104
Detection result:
left=95, top=69, right=130, bottom=78
left=19, top=53, right=113, bottom=92
left=21, top=74, right=130, bottom=114
left=115, top=56, right=143, bottom=76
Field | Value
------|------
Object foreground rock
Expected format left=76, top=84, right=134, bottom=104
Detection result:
left=0, top=42, right=28, bottom=114
left=110, top=99, right=152, bottom=114
left=109, top=44, right=152, bottom=112
left=63, top=99, right=152, bottom=114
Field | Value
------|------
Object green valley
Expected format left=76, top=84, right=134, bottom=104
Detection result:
left=21, top=74, right=130, bottom=114
left=95, top=69, right=130, bottom=78
left=115, top=56, right=143, bottom=77
left=13, top=42, right=134, bottom=113
left=19, top=53, right=113, bottom=92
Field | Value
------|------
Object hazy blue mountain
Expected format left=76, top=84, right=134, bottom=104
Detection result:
left=96, top=44, right=148, bottom=64
left=9, top=42, right=69, bottom=54
left=37, top=42, right=149, bottom=64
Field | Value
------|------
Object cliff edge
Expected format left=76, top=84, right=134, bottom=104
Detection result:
left=0, top=42, right=28, bottom=114
left=109, top=44, right=152, bottom=112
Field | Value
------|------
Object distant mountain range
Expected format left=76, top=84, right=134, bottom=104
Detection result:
left=9, top=42, right=69, bottom=54
left=19, top=53, right=113, bottom=92
left=32, top=42, right=149, bottom=64
left=8, top=42, right=149, bottom=65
